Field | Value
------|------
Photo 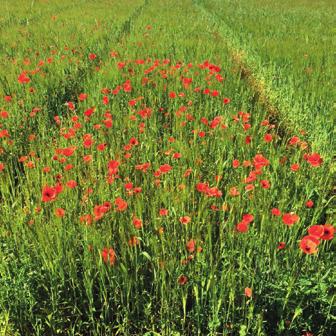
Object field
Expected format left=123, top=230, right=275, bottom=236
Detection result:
left=0, top=0, right=335, bottom=335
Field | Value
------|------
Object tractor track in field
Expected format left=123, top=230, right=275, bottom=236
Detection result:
left=194, top=1, right=336, bottom=222
left=0, top=0, right=152, bottom=203
left=116, top=0, right=150, bottom=43
left=45, top=0, right=150, bottom=117
left=194, top=1, right=297, bottom=139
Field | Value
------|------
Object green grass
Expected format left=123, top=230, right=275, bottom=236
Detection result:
left=0, top=0, right=335, bottom=335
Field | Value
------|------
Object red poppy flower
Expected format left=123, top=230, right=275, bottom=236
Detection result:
left=201, top=117, right=209, bottom=126
left=305, top=153, right=323, bottom=167
left=97, top=143, right=107, bottom=151
left=186, top=239, right=196, bottom=253
left=159, top=164, right=172, bottom=173
left=0, top=110, right=9, bottom=118
left=196, top=182, right=208, bottom=193
left=101, top=247, right=116, bottom=266
left=282, top=213, right=299, bottom=226
left=300, top=236, right=320, bottom=254
left=84, top=107, right=95, bottom=117
left=182, top=168, right=192, bottom=178
left=253, top=154, right=269, bottom=170
left=42, top=186, right=57, bottom=202
left=132, top=217, right=143, bottom=229
left=290, top=163, right=300, bottom=172
left=305, top=200, right=314, bottom=208
left=55, top=208, right=65, bottom=218
left=210, top=116, right=221, bottom=129
left=308, top=225, right=324, bottom=238
left=245, top=171, right=256, bottom=184
left=232, top=159, right=240, bottom=168
left=277, top=242, right=286, bottom=250
left=102, top=96, right=109, bottom=105
left=243, top=123, right=251, bottom=131
left=18, top=71, right=30, bottom=84
left=124, top=182, right=133, bottom=190
left=245, top=184, right=255, bottom=192
left=301, top=331, right=313, bottom=336
left=89, top=53, right=97, bottom=60
left=264, top=134, right=272, bottom=143
left=66, top=102, right=75, bottom=110
left=80, top=214, right=92, bottom=226
left=180, top=216, right=191, bottom=225
left=289, top=136, right=300, bottom=146
left=244, top=287, right=252, bottom=298
left=108, top=160, right=120, bottom=175
left=133, top=187, right=142, bottom=194
left=159, top=208, right=168, bottom=216
left=212, top=185, right=223, bottom=197
left=78, top=93, right=87, bottom=101
left=229, top=187, right=240, bottom=197
left=236, top=221, right=248, bottom=233
left=0, top=129, right=10, bottom=138
left=61, top=146, right=77, bottom=157
left=178, top=275, right=188, bottom=285
left=129, top=137, right=139, bottom=146
left=242, top=214, right=254, bottom=224
left=83, top=155, right=92, bottom=163
left=83, top=135, right=93, bottom=148
left=55, top=183, right=63, bottom=194
left=123, top=80, right=132, bottom=92
left=128, top=99, right=137, bottom=107
left=321, top=224, right=334, bottom=240
left=260, top=179, right=270, bottom=189
left=66, top=180, right=77, bottom=189
left=115, top=197, right=128, bottom=212
left=94, top=203, right=111, bottom=221
left=245, top=135, right=252, bottom=144
left=64, top=164, right=73, bottom=172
